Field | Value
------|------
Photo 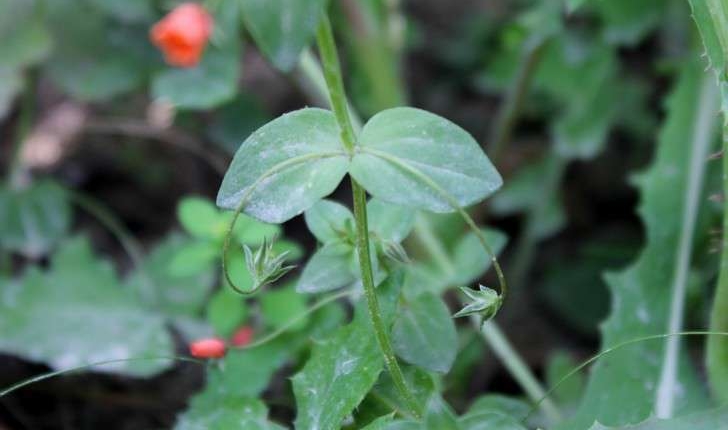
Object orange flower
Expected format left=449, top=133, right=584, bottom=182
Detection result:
left=150, top=3, right=213, bottom=68
left=231, top=326, right=254, bottom=347
left=189, top=338, right=226, bottom=358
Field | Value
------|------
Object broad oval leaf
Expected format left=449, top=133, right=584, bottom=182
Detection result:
left=176, top=395, right=285, bottom=430
left=296, top=241, right=357, bottom=293
left=367, top=198, right=415, bottom=243
left=217, top=108, right=349, bottom=223
left=304, top=199, right=354, bottom=243
left=350, top=107, right=502, bottom=213
left=392, top=292, right=457, bottom=373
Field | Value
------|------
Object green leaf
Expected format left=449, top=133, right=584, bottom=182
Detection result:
left=208, top=335, right=295, bottom=397
left=0, top=237, right=174, bottom=376
left=207, top=94, right=271, bottom=155
left=588, top=407, right=728, bottom=430
left=168, top=241, right=219, bottom=277
left=424, top=396, right=460, bottom=430
left=367, top=198, right=415, bottom=243
left=392, top=293, right=457, bottom=373
left=127, top=234, right=215, bottom=317
left=594, top=0, right=661, bottom=45
left=559, top=61, right=717, bottom=428
left=175, top=395, right=285, bottom=430
left=690, top=0, right=727, bottom=77
left=88, top=0, right=154, bottom=22
left=44, top=1, right=147, bottom=101
left=292, top=314, right=383, bottom=430
left=296, top=241, right=357, bottom=293
left=360, top=415, right=395, bottom=430
left=0, top=5, right=50, bottom=70
left=217, top=108, right=349, bottom=223
left=260, top=284, right=309, bottom=331
left=178, top=197, right=224, bottom=240
left=152, top=47, right=240, bottom=110
left=207, top=287, right=249, bottom=337
left=459, top=394, right=530, bottom=429
left=240, top=0, right=328, bottom=71
left=0, top=180, right=71, bottom=258
left=304, top=199, right=354, bottom=243
left=350, top=107, right=502, bottom=213
left=545, top=351, right=585, bottom=406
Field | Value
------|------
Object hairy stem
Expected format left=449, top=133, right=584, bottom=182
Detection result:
left=315, top=13, right=422, bottom=418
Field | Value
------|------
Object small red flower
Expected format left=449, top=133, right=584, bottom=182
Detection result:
left=189, top=338, right=226, bottom=358
left=150, top=3, right=213, bottom=68
left=231, top=326, right=254, bottom=347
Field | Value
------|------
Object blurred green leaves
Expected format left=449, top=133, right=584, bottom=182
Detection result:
left=0, top=237, right=174, bottom=376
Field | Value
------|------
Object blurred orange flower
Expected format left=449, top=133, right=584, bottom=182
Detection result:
left=150, top=3, right=213, bottom=68
left=189, top=338, right=226, bottom=358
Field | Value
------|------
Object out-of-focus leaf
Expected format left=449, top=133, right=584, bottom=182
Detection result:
left=0, top=5, right=50, bottom=69
left=292, top=313, right=383, bottom=430
left=559, top=61, right=716, bottom=429
left=217, top=108, right=349, bottom=224
left=459, top=394, right=530, bottom=429
left=594, top=0, right=662, bottom=45
left=207, top=94, right=271, bottom=155
left=0, top=180, right=71, bottom=258
left=350, top=107, right=502, bottom=213
left=392, top=293, right=457, bottom=373
left=152, top=48, right=240, bottom=110
left=168, top=241, right=219, bottom=276
left=546, top=351, right=585, bottom=406
left=207, top=286, right=249, bottom=337
left=588, top=407, right=728, bottom=429
left=424, top=396, right=460, bottom=430
left=178, top=197, right=224, bottom=240
left=127, top=234, right=215, bottom=317
left=239, top=0, right=328, bottom=71
left=260, top=284, right=308, bottom=331
left=0, top=237, right=174, bottom=376
left=88, top=0, right=154, bottom=22
left=175, top=395, right=284, bottom=430
left=44, top=0, right=148, bottom=101
left=452, top=228, right=507, bottom=286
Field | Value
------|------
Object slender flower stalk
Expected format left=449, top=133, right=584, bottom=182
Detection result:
left=315, top=13, right=423, bottom=418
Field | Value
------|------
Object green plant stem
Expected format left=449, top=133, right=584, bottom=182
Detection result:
left=315, top=13, right=422, bottom=418
left=508, top=155, right=567, bottom=294
left=488, top=39, right=546, bottom=163
left=352, top=180, right=422, bottom=418
left=295, top=50, right=362, bottom=130
left=315, top=15, right=357, bottom=154
left=480, top=321, right=561, bottom=422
